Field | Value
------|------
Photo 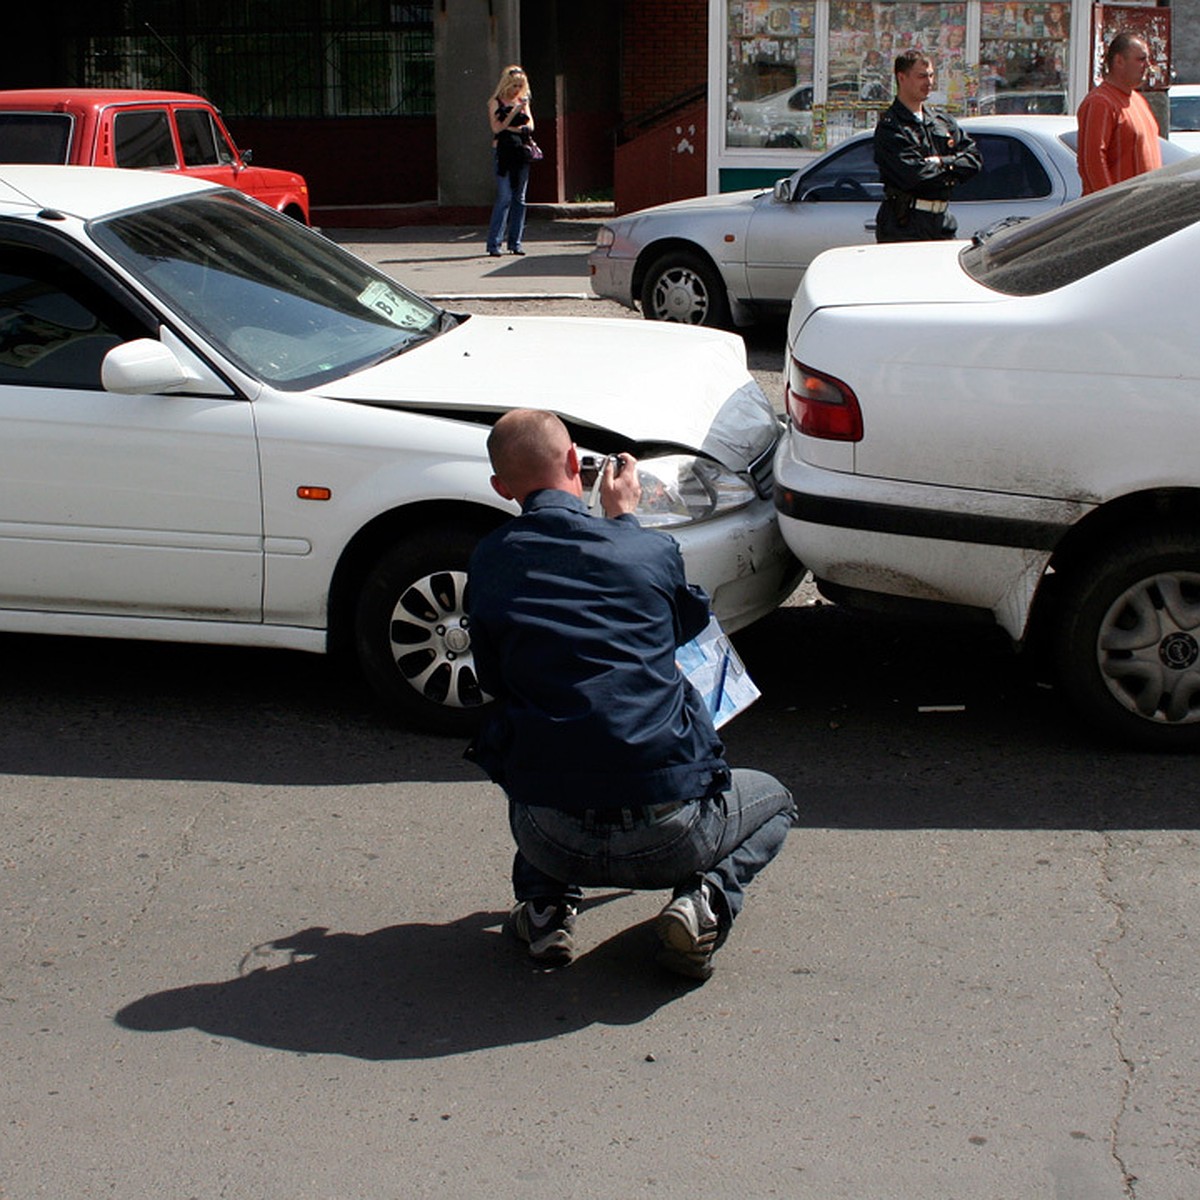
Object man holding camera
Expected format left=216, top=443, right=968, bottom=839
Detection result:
left=873, top=49, right=982, bottom=242
left=465, top=409, right=795, bottom=981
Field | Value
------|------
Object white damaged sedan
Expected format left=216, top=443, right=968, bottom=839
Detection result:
left=0, top=166, right=801, bottom=731
left=774, top=158, right=1200, bottom=749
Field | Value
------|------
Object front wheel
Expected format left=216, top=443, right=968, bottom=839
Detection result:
left=354, top=528, right=492, bottom=734
left=1053, top=527, right=1200, bottom=750
left=639, top=250, right=730, bottom=327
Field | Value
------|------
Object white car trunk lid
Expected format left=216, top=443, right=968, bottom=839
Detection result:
left=797, top=241, right=1002, bottom=314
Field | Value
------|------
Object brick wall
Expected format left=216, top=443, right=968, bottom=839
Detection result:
left=621, top=0, right=707, bottom=117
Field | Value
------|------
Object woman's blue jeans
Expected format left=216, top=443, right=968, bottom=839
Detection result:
left=509, top=768, right=796, bottom=926
left=487, top=159, right=530, bottom=253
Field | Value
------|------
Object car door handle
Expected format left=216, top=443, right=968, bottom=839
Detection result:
left=865, top=221, right=877, bottom=231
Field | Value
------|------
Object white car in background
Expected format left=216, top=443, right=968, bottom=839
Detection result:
left=774, top=157, right=1200, bottom=749
left=590, top=115, right=1189, bottom=328
left=1168, top=84, right=1200, bottom=152
left=0, top=166, right=800, bottom=732
left=728, top=85, right=815, bottom=149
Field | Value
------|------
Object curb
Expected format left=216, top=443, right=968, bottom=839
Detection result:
left=312, top=200, right=614, bottom=229
left=430, top=291, right=597, bottom=302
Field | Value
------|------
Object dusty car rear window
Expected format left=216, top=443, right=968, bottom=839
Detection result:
left=960, top=158, right=1200, bottom=295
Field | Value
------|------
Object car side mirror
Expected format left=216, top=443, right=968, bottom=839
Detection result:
left=101, top=338, right=191, bottom=394
left=241, top=147, right=253, bottom=165
left=773, top=176, right=794, bottom=203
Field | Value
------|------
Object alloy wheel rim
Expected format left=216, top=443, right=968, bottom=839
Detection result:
left=652, top=267, right=708, bottom=323
left=386, top=569, right=489, bottom=710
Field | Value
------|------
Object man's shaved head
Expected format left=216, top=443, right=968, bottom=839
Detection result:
left=487, top=408, right=577, bottom=503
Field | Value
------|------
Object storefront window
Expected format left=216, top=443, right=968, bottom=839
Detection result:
left=721, top=0, right=1076, bottom=160
left=726, top=1, right=819, bottom=149
left=979, top=1, right=1070, bottom=114
left=820, top=1, right=967, bottom=147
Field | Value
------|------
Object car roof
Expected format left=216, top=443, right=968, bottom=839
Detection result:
left=0, top=164, right=219, bottom=220
left=958, top=114, right=1078, bottom=136
left=0, top=88, right=216, bottom=110
left=821, top=113, right=1077, bottom=151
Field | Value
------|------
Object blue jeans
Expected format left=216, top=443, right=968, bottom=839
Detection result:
left=509, top=768, right=796, bottom=927
left=487, top=157, right=529, bottom=253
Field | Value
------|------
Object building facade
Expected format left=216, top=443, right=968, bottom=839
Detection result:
left=709, top=0, right=1181, bottom=192
left=5, top=1, right=1189, bottom=219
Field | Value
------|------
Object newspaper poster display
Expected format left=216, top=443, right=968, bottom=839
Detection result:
left=676, top=616, right=761, bottom=729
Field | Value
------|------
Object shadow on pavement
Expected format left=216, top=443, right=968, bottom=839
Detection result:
left=114, top=894, right=695, bottom=1061
left=1, top=603, right=1197, bottom=829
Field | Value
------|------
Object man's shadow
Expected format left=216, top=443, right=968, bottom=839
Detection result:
left=115, top=894, right=693, bottom=1060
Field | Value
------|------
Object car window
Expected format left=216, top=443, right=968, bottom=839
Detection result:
left=1171, top=94, right=1200, bottom=131
left=978, top=91, right=1066, bottom=116
left=91, top=191, right=445, bottom=389
left=177, top=108, right=236, bottom=167
left=794, top=133, right=1052, bottom=204
left=796, top=140, right=882, bottom=202
left=960, top=158, right=1200, bottom=295
left=0, top=246, right=133, bottom=388
left=0, top=114, right=72, bottom=164
left=113, top=110, right=177, bottom=169
left=953, top=133, right=1052, bottom=201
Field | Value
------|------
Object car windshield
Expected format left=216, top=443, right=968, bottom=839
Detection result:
left=90, top=190, right=445, bottom=388
left=959, top=158, right=1200, bottom=296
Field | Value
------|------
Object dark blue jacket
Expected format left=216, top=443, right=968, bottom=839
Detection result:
left=466, top=489, right=729, bottom=812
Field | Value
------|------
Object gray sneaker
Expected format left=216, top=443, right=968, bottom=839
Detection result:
left=655, top=882, right=721, bottom=980
left=510, top=900, right=577, bottom=966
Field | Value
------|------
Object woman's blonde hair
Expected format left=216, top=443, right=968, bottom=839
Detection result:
left=491, top=64, right=531, bottom=103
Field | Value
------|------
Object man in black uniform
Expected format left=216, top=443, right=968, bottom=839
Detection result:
left=873, top=50, right=982, bottom=242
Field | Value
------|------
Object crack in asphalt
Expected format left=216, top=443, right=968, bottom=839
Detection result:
left=1095, top=831, right=1138, bottom=1198
left=120, top=805, right=204, bottom=948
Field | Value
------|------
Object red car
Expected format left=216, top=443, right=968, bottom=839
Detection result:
left=0, top=88, right=310, bottom=223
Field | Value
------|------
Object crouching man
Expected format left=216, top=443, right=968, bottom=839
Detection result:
left=466, top=409, right=795, bottom=980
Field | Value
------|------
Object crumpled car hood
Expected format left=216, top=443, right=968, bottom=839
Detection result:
left=313, top=313, right=778, bottom=471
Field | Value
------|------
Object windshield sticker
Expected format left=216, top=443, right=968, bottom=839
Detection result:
left=356, top=281, right=429, bottom=329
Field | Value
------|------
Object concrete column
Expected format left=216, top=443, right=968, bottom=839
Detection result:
left=434, top=0, right=520, bottom=209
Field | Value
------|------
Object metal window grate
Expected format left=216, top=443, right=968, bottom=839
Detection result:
left=71, top=2, right=434, bottom=118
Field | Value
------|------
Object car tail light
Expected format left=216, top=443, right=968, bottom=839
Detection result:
left=786, top=358, right=863, bottom=442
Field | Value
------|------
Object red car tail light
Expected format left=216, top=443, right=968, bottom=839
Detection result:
left=785, top=359, right=863, bottom=442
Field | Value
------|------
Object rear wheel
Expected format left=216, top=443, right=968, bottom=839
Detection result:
left=1054, top=527, right=1200, bottom=750
left=354, top=527, right=492, bottom=734
left=639, top=250, right=730, bottom=327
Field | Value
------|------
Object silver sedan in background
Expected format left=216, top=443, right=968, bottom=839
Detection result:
left=590, top=115, right=1188, bottom=328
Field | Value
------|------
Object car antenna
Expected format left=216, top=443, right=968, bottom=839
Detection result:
left=142, top=22, right=204, bottom=95
left=0, top=174, right=55, bottom=213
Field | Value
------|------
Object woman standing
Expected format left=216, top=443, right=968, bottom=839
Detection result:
left=487, top=65, right=534, bottom=257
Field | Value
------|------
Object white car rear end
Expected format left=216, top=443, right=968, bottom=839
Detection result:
left=774, top=159, right=1200, bottom=747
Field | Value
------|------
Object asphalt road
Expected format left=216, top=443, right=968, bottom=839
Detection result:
left=3, top=292, right=1199, bottom=1200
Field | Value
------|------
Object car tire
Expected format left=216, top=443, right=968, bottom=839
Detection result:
left=355, top=527, right=492, bottom=735
left=640, top=250, right=731, bottom=327
left=1053, top=527, right=1200, bottom=750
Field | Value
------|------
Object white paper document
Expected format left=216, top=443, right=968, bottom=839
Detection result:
left=676, top=616, right=760, bottom=729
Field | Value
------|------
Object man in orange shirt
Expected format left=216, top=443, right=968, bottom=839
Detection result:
left=1076, top=33, right=1162, bottom=194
